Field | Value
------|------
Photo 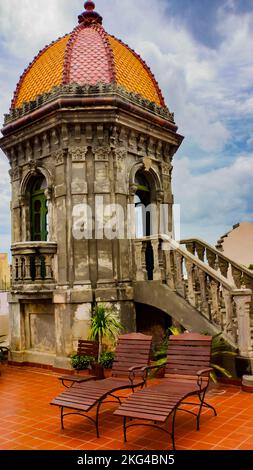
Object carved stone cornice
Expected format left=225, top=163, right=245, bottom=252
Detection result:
left=4, top=83, right=175, bottom=126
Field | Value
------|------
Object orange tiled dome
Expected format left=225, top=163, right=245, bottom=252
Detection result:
left=12, top=2, right=165, bottom=110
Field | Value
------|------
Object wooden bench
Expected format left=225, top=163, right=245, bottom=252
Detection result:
left=114, top=333, right=217, bottom=450
left=51, top=333, right=152, bottom=437
left=59, top=340, right=99, bottom=388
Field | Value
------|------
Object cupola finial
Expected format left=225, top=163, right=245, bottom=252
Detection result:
left=78, top=1, right=103, bottom=25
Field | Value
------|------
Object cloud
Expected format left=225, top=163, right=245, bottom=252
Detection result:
left=173, top=154, right=253, bottom=243
left=0, top=0, right=253, bottom=253
left=0, top=154, right=11, bottom=253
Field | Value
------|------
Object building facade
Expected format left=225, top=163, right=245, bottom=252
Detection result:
left=0, top=2, right=183, bottom=367
left=0, top=254, right=10, bottom=291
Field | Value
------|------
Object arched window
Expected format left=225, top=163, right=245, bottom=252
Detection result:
left=30, top=176, right=48, bottom=241
left=134, top=172, right=151, bottom=238
left=134, top=171, right=155, bottom=280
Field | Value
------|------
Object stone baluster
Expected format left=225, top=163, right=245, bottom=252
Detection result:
left=162, top=242, right=175, bottom=290
left=218, top=257, right=229, bottom=279
left=185, top=242, right=195, bottom=256
left=151, top=239, right=161, bottom=281
left=242, top=275, right=253, bottom=315
left=233, top=291, right=253, bottom=358
left=14, top=258, right=19, bottom=281
left=242, top=274, right=253, bottom=292
left=35, top=256, right=42, bottom=281
left=223, top=289, right=236, bottom=343
left=231, top=266, right=243, bottom=288
left=197, top=268, right=209, bottom=318
left=134, top=241, right=146, bottom=281
left=185, top=259, right=197, bottom=307
left=210, top=279, right=221, bottom=326
left=45, top=255, right=53, bottom=281
left=195, top=242, right=205, bottom=262
left=24, top=255, right=32, bottom=282
left=158, top=244, right=166, bottom=282
left=174, top=252, right=186, bottom=297
left=206, top=249, right=217, bottom=269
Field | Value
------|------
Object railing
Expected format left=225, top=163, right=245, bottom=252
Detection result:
left=11, top=242, right=57, bottom=286
left=180, top=238, right=253, bottom=290
left=133, top=235, right=253, bottom=358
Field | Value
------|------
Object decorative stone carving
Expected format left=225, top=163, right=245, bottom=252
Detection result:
left=44, top=187, right=53, bottom=201
left=147, top=137, right=155, bottom=156
left=9, top=166, right=20, bottom=182
left=42, top=132, right=50, bottom=156
left=137, top=135, right=146, bottom=155
left=25, top=140, right=33, bottom=161
left=110, top=125, right=119, bottom=147
left=129, top=184, right=138, bottom=196
left=142, top=156, right=152, bottom=172
left=93, top=145, right=111, bottom=161
left=69, top=147, right=87, bottom=162
left=28, top=160, right=38, bottom=175
left=114, top=148, right=127, bottom=162
left=156, top=141, right=163, bottom=159
left=52, top=150, right=64, bottom=165
left=161, top=161, right=172, bottom=176
left=128, top=130, right=137, bottom=151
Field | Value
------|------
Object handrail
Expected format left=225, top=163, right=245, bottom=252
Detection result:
left=132, top=234, right=253, bottom=357
left=180, top=237, right=253, bottom=278
left=135, top=234, right=239, bottom=291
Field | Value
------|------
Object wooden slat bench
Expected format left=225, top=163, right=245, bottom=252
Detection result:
left=58, top=340, right=99, bottom=388
left=114, top=333, right=217, bottom=450
left=51, top=333, right=152, bottom=437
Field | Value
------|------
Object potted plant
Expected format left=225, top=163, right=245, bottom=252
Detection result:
left=89, top=304, right=123, bottom=378
left=70, top=354, right=95, bottom=375
left=99, top=351, right=115, bottom=378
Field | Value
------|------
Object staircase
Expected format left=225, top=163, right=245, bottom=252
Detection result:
left=133, top=235, right=253, bottom=359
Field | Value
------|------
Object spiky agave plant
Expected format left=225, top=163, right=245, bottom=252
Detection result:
left=210, top=333, right=236, bottom=383
left=89, top=304, right=123, bottom=361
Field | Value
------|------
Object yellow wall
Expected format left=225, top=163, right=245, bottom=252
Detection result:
left=0, top=254, right=10, bottom=290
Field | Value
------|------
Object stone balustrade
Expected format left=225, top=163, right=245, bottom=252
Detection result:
left=133, top=235, right=253, bottom=359
left=180, top=238, right=253, bottom=291
left=11, top=242, right=57, bottom=287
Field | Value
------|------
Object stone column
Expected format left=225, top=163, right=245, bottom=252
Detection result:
left=234, top=290, right=253, bottom=359
left=8, top=294, right=25, bottom=363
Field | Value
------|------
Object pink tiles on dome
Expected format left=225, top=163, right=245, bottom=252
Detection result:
left=68, top=27, right=112, bottom=85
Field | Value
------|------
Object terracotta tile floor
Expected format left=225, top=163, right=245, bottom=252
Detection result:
left=0, top=365, right=253, bottom=450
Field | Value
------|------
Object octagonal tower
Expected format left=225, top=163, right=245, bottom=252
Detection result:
left=0, top=2, right=183, bottom=368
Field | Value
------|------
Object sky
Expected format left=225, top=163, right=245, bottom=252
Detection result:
left=0, top=0, right=253, bottom=255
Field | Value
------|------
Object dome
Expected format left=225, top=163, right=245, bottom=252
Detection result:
left=12, top=2, right=165, bottom=110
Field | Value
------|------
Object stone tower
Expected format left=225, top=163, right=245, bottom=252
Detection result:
left=0, top=2, right=183, bottom=368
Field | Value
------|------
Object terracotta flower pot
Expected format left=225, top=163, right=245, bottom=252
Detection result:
left=103, top=368, right=112, bottom=378
left=91, top=363, right=105, bottom=380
